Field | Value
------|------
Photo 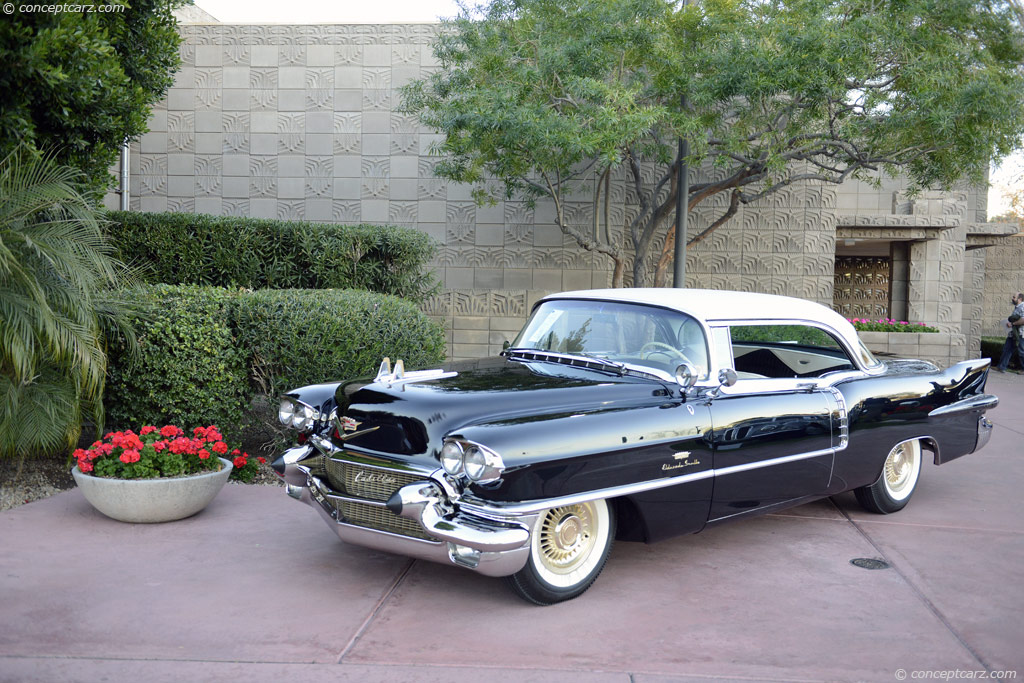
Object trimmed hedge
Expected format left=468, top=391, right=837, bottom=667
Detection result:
left=234, top=289, right=447, bottom=400
left=105, top=285, right=249, bottom=441
left=104, top=285, right=447, bottom=438
left=103, top=211, right=439, bottom=302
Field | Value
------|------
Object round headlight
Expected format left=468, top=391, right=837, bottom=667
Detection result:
left=440, top=440, right=464, bottom=475
left=278, top=399, right=295, bottom=425
left=463, top=445, right=505, bottom=484
left=291, top=404, right=315, bottom=431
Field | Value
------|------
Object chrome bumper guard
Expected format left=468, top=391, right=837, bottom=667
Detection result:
left=975, top=415, right=994, bottom=453
left=279, top=446, right=532, bottom=578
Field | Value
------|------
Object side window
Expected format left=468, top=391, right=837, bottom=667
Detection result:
left=729, top=324, right=855, bottom=379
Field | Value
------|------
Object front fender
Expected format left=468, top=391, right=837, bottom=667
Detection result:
left=283, top=381, right=343, bottom=416
left=454, top=399, right=714, bottom=503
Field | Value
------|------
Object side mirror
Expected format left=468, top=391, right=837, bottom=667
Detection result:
left=502, top=339, right=511, bottom=351
left=674, top=363, right=698, bottom=389
left=717, top=368, right=738, bottom=388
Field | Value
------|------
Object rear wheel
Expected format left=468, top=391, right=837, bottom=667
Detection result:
left=854, top=439, right=922, bottom=514
left=505, top=499, right=615, bottom=605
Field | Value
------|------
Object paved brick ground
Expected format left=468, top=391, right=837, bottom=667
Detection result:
left=2, top=373, right=1021, bottom=682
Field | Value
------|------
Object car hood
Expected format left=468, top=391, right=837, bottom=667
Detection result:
left=333, top=356, right=673, bottom=466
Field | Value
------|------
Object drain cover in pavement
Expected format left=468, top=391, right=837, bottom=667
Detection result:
left=850, top=557, right=890, bottom=570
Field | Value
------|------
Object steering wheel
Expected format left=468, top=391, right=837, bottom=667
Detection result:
left=639, top=342, right=691, bottom=364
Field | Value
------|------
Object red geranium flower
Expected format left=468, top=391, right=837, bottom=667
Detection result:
left=119, top=449, right=141, bottom=464
left=212, top=441, right=228, bottom=454
left=140, top=426, right=157, bottom=435
left=198, top=449, right=211, bottom=460
left=233, top=455, right=247, bottom=469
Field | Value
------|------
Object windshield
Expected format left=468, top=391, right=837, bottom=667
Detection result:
left=511, top=299, right=710, bottom=379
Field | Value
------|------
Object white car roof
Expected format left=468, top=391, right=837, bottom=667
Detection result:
left=543, top=287, right=863, bottom=351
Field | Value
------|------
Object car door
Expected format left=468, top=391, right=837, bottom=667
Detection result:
left=706, top=323, right=851, bottom=521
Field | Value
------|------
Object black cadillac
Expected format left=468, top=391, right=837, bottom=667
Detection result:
left=272, top=289, right=998, bottom=604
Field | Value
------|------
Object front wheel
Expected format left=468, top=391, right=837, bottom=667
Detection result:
left=505, top=499, right=615, bottom=605
left=854, top=439, right=922, bottom=514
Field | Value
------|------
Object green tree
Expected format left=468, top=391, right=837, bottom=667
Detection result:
left=0, top=1, right=183, bottom=195
left=0, top=149, right=135, bottom=461
left=404, top=0, right=1024, bottom=286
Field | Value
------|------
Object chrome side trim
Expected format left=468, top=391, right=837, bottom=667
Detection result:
left=459, top=469, right=715, bottom=516
left=462, top=446, right=843, bottom=517
left=927, top=393, right=999, bottom=418
left=712, top=448, right=835, bottom=478
left=826, top=385, right=850, bottom=449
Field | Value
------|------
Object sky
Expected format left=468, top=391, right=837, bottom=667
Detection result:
left=193, top=0, right=1021, bottom=222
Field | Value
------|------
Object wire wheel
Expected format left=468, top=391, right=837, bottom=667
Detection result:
left=882, top=440, right=921, bottom=502
left=537, top=504, right=598, bottom=576
left=855, top=438, right=923, bottom=514
left=506, top=498, right=614, bottom=603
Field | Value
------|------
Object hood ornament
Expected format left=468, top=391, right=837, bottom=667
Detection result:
left=374, top=357, right=457, bottom=391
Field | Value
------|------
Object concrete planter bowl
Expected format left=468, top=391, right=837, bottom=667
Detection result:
left=72, top=457, right=233, bottom=523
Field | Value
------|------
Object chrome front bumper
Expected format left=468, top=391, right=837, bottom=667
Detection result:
left=278, top=445, right=534, bottom=578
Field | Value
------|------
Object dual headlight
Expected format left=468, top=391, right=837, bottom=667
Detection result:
left=440, top=439, right=505, bottom=484
left=278, top=398, right=319, bottom=432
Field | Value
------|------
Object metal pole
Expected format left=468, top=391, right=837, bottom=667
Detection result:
left=673, top=94, right=689, bottom=288
left=120, top=138, right=130, bottom=211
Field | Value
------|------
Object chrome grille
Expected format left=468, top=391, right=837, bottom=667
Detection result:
left=325, top=459, right=423, bottom=501
left=315, top=456, right=437, bottom=542
left=333, top=500, right=435, bottom=541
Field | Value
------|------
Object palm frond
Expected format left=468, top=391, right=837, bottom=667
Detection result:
left=0, top=147, right=134, bottom=459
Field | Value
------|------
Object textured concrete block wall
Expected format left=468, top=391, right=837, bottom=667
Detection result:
left=983, top=235, right=1024, bottom=337
left=686, top=179, right=839, bottom=306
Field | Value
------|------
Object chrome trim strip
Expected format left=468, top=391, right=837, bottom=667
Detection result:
left=712, top=447, right=835, bottom=478
left=459, top=469, right=715, bottom=516
left=927, top=393, right=999, bottom=417
left=323, top=491, right=389, bottom=508
left=462, top=443, right=845, bottom=517
left=826, top=385, right=850, bottom=449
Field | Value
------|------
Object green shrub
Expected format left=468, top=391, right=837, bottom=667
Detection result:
left=234, top=289, right=447, bottom=400
left=105, top=285, right=250, bottom=442
left=104, top=286, right=447, bottom=444
left=103, top=211, right=438, bottom=302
